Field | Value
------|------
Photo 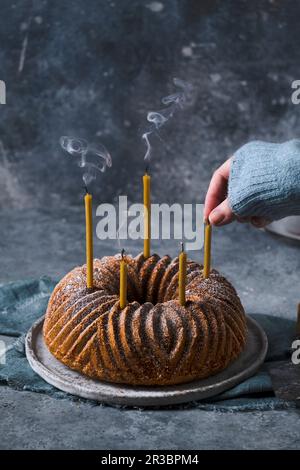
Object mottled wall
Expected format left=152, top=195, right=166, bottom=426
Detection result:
left=0, top=0, right=299, bottom=209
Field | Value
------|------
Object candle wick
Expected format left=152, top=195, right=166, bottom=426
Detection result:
left=84, top=184, right=89, bottom=194
left=121, top=248, right=125, bottom=259
left=181, top=241, right=184, bottom=252
left=145, top=164, right=150, bottom=175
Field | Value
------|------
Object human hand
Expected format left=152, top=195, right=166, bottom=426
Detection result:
left=204, top=157, right=269, bottom=227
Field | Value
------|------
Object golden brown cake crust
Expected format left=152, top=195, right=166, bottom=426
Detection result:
left=43, top=253, right=247, bottom=386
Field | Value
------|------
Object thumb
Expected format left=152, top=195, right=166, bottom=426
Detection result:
left=209, top=198, right=235, bottom=226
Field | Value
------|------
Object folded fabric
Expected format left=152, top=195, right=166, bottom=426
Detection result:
left=0, top=277, right=297, bottom=411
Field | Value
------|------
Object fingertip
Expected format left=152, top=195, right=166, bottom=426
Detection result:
left=203, top=209, right=209, bottom=223
left=209, top=209, right=225, bottom=226
left=209, top=199, right=234, bottom=226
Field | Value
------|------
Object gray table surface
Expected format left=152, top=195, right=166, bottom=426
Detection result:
left=0, top=207, right=299, bottom=450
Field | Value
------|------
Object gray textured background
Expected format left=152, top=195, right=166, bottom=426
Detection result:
left=1, top=0, right=300, bottom=450
left=1, top=0, right=300, bottom=209
left=0, top=0, right=299, bottom=311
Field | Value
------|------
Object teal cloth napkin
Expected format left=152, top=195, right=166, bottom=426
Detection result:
left=0, top=277, right=297, bottom=411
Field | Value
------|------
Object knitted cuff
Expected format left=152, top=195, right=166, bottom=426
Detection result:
left=228, top=139, right=300, bottom=221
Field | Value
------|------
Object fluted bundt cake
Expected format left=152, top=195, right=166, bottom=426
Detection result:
left=43, top=253, right=247, bottom=386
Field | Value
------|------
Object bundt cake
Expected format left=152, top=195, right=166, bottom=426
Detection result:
left=43, top=253, right=247, bottom=386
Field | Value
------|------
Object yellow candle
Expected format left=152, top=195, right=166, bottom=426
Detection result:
left=84, top=192, right=93, bottom=288
left=120, top=250, right=127, bottom=309
left=203, top=220, right=212, bottom=278
left=143, top=173, right=151, bottom=258
left=179, top=243, right=187, bottom=306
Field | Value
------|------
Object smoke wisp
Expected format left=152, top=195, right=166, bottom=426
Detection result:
left=60, top=136, right=112, bottom=188
left=142, top=78, right=194, bottom=164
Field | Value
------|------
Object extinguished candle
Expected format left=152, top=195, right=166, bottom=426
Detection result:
left=120, top=249, right=127, bottom=309
left=143, top=171, right=151, bottom=258
left=84, top=190, right=93, bottom=288
left=203, top=219, right=212, bottom=279
left=179, top=242, right=187, bottom=306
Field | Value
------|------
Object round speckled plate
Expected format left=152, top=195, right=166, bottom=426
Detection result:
left=25, top=315, right=267, bottom=407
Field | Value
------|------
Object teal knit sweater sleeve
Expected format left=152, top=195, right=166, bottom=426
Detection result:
left=228, top=139, right=300, bottom=221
